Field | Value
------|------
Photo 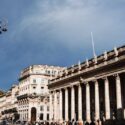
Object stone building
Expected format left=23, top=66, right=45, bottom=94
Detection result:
left=17, top=65, right=65, bottom=122
left=48, top=45, right=125, bottom=125
left=0, top=90, right=6, bottom=119
left=0, top=90, right=4, bottom=97
left=0, top=85, right=19, bottom=121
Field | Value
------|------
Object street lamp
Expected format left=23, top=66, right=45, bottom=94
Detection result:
left=0, top=19, right=8, bottom=34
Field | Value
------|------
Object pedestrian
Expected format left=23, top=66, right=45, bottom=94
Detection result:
left=90, top=121, right=95, bottom=125
left=66, top=120, right=70, bottom=125
left=85, top=121, right=89, bottom=125
left=62, top=121, right=65, bottom=125
left=72, top=119, right=75, bottom=125
left=36, top=122, right=39, bottom=125
left=47, top=121, right=49, bottom=125
left=74, top=121, right=77, bottom=125
left=69, top=120, right=72, bottom=125
left=78, top=121, right=83, bottom=125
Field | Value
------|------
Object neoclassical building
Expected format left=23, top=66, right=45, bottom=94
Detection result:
left=0, top=85, right=19, bottom=121
left=48, top=45, right=125, bottom=124
left=17, top=65, right=65, bottom=122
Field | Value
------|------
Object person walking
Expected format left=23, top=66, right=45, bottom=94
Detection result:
left=85, top=121, right=89, bottom=125
left=90, top=121, right=95, bottom=125
left=71, top=119, right=75, bottom=125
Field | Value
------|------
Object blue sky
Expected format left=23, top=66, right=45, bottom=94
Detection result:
left=0, top=0, right=125, bottom=90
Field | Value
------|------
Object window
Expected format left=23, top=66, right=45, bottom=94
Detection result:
left=40, top=113, right=43, bottom=120
left=41, top=79, right=44, bottom=83
left=47, top=114, right=49, bottom=120
left=52, top=71, right=56, bottom=75
left=40, top=106, right=44, bottom=111
left=45, top=79, right=48, bottom=83
left=54, top=71, right=56, bottom=75
left=36, top=70, right=40, bottom=74
left=33, top=79, right=36, bottom=83
left=41, top=87, right=44, bottom=89
left=47, top=106, right=49, bottom=111
left=47, top=70, right=50, bottom=74
left=33, top=86, right=36, bottom=89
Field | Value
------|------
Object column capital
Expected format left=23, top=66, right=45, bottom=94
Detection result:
left=64, top=87, right=68, bottom=90
left=102, top=76, right=108, bottom=81
left=55, top=88, right=62, bottom=92
left=74, top=84, right=78, bottom=87
left=54, top=89, right=61, bottom=93
left=78, top=83, right=82, bottom=86
left=59, top=89, right=62, bottom=92
left=92, top=79, right=98, bottom=83
left=113, top=73, right=120, bottom=78
left=86, top=82, right=90, bottom=86
left=49, top=91, right=54, bottom=94
left=70, top=85, right=74, bottom=88
left=53, top=90, right=57, bottom=93
left=75, top=83, right=82, bottom=87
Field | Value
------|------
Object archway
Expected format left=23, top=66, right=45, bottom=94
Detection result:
left=31, top=107, right=37, bottom=122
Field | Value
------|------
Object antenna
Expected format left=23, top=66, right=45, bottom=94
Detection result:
left=91, top=32, right=96, bottom=57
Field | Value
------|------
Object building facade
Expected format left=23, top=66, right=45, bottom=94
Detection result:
left=48, top=45, right=125, bottom=125
left=17, top=65, right=65, bottom=122
left=0, top=85, right=19, bottom=121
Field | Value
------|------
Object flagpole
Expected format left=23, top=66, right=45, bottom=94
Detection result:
left=91, top=32, right=96, bottom=57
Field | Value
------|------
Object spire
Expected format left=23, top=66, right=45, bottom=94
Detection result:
left=91, top=32, right=97, bottom=64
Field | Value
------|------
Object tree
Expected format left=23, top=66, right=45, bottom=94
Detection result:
left=0, top=19, right=7, bottom=34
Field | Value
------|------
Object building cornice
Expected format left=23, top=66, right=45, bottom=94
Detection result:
left=48, top=45, right=125, bottom=89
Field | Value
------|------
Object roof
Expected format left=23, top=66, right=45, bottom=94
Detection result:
left=0, top=90, right=5, bottom=97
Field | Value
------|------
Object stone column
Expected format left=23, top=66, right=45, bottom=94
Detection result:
left=95, top=80, right=100, bottom=120
left=78, top=84, right=82, bottom=121
left=54, top=91, right=57, bottom=121
left=104, top=77, right=110, bottom=120
left=28, top=106, right=31, bottom=122
left=86, top=83, right=91, bottom=122
left=59, top=89, right=63, bottom=122
left=65, top=88, right=68, bottom=121
left=124, top=110, right=125, bottom=119
left=71, top=86, right=75, bottom=120
left=49, top=93, right=53, bottom=121
left=37, top=103, right=41, bottom=122
left=44, top=105, right=47, bottom=120
left=116, top=74, right=122, bottom=109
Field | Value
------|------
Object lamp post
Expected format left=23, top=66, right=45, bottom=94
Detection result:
left=0, top=19, right=8, bottom=34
